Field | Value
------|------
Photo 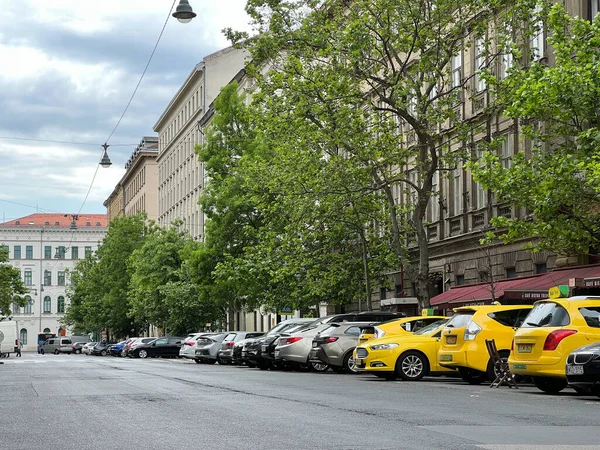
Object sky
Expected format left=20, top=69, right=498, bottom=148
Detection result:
left=0, top=0, right=251, bottom=223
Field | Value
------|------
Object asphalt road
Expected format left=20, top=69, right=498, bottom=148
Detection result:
left=1, top=352, right=599, bottom=450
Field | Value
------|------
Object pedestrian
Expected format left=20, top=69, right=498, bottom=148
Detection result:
left=16, top=340, right=22, bottom=357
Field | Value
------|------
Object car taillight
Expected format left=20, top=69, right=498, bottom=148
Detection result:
left=511, top=339, right=514, bottom=351
left=543, top=330, right=577, bottom=351
left=225, top=342, right=235, bottom=347
left=324, top=337, right=338, bottom=343
left=464, top=321, right=482, bottom=341
left=184, top=341, right=195, bottom=346
left=285, top=336, right=303, bottom=344
left=374, top=327, right=385, bottom=339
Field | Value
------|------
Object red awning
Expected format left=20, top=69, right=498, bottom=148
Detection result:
left=430, top=264, right=600, bottom=307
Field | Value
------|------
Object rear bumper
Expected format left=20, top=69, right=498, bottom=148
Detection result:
left=508, top=355, right=564, bottom=377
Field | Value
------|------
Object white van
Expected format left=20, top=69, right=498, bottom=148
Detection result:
left=0, top=320, right=19, bottom=356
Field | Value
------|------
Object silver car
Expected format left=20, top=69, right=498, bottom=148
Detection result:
left=309, top=322, right=374, bottom=374
left=274, top=323, right=332, bottom=371
left=194, top=333, right=229, bottom=364
left=179, top=332, right=216, bottom=359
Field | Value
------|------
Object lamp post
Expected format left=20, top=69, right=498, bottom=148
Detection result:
left=172, top=0, right=196, bottom=23
left=100, top=143, right=112, bottom=168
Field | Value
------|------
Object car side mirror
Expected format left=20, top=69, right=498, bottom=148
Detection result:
left=152, top=343, right=156, bottom=347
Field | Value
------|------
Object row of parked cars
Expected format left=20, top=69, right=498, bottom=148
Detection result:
left=61, top=296, right=600, bottom=396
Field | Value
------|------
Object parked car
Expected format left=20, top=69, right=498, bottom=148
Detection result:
left=233, top=337, right=261, bottom=366
left=217, top=332, right=264, bottom=364
left=509, top=296, right=600, bottom=394
left=438, top=304, right=533, bottom=384
left=91, top=341, right=113, bottom=356
left=71, top=342, right=86, bottom=354
left=309, top=322, right=374, bottom=374
left=109, top=341, right=127, bottom=357
left=179, top=333, right=216, bottom=359
left=126, top=337, right=157, bottom=357
left=356, top=319, right=451, bottom=380
left=82, top=342, right=97, bottom=355
left=194, top=333, right=229, bottom=364
left=566, top=342, right=600, bottom=396
left=274, top=323, right=333, bottom=371
left=41, top=336, right=89, bottom=355
left=131, top=337, right=184, bottom=359
left=245, top=318, right=316, bottom=370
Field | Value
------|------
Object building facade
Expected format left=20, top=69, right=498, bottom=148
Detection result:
left=154, top=46, right=247, bottom=240
left=0, top=213, right=107, bottom=351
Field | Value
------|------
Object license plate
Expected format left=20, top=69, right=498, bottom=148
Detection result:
left=567, top=365, right=584, bottom=375
left=518, top=344, right=532, bottom=353
left=440, top=354, right=452, bottom=361
left=446, top=336, right=457, bottom=345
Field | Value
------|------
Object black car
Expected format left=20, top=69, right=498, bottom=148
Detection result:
left=131, top=337, right=184, bottom=359
left=566, top=342, right=600, bottom=396
left=91, top=341, right=113, bottom=356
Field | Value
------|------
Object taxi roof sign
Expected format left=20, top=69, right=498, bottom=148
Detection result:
left=548, top=285, right=569, bottom=299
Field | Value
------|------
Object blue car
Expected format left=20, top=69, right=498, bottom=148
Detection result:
left=109, top=341, right=127, bottom=357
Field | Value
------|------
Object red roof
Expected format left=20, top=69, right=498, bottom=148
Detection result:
left=430, top=264, right=600, bottom=306
left=0, top=213, right=107, bottom=228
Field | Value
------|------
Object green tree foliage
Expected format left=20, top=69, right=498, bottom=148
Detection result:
left=472, top=3, right=600, bottom=255
left=0, top=246, right=27, bottom=319
left=227, top=0, right=531, bottom=307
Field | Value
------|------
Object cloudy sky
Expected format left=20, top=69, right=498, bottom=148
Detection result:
left=0, top=0, right=251, bottom=223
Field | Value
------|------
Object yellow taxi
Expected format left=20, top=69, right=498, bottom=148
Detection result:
left=355, top=319, right=451, bottom=380
left=353, top=315, right=446, bottom=363
left=438, top=304, right=533, bottom=384
left=509, top=296, right=600, bottom=394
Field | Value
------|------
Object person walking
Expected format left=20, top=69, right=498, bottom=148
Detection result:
left=16, top=340, right=22, bottom=357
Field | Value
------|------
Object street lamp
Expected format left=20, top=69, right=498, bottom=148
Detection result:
left=100, top=143, right=112, bottom=168
left=172, top=0, right=196, bottom=23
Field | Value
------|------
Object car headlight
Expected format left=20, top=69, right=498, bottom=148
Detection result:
left=370, top=343, right=399, bottom=351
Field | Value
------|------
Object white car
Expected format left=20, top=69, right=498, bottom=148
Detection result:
left=82, top=342, right=97, bottom=355
left=179, top=333, right=215, bottom=359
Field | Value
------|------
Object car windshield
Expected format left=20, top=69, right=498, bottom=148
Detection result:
left=414, top=319, right=448, bottom=335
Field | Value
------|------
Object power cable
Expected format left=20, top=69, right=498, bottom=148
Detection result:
left=0, top=136, right=135, bottom=147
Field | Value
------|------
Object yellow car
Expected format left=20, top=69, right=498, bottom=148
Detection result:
left=438, top=304, right=533, bottom=384
left=355, top=319, right=451, bottom=381
left=353, top=316, right=446, bottom=362
left=509, top=296, right=600, bottom=394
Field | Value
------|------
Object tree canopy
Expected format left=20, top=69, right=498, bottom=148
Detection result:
left=0, top=246, right=27, bottom=319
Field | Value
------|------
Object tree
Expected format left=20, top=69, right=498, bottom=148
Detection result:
left=472, top=3, right=600, bottom=257
left=0, top=246, right=27, bottom=319
left=228, top=0, right=532, bottom=308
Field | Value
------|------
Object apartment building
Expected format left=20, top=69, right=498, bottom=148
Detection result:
left=103, top=136, right=159, bottom=224
left=0, top=213, right=107, bottom=351
left=154, top=46, right=247, bottom=240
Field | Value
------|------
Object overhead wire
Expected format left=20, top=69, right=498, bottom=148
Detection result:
left=0, top=136, right=136, bottom=147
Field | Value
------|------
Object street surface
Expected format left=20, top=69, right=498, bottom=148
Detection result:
left=1, top=353, right=599, bottom=450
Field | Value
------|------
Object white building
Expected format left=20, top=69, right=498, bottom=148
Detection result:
left=154, top=45, right=247, bottom=240
left=0, top=213, right=107, bottom=351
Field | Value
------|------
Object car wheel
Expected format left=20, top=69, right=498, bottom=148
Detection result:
left=533, top=376, right=567, bottom=394
left=138, top=349, right=148, bottom=359
left=194, top=359, right=203, bottom=364
left=76, top=349, right=81, bottom=354
left=458, top=368, right=486, bottom=385
left=121, top=350, right=126, bottom=357
left=486, top=351, right=510, bottom=382
left=343, top=352, right=359, bottom=374
left=309, top=361, right=329, bottom=372
left=217, top=357, right=227, bottom=365
left=100, top=350, right=107, bottom=357
left=54, top=349, right=59, bottom=355
left=396, top=351, right=428, bottom=381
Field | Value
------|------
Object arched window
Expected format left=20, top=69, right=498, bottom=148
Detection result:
left=57, top=296, right=65, bottom=314
left=19, top=328, right=27, bottom=346
left=43, top=328, right=51, bottom=333
left=24, top=295, right=32, bottom=314
left=43, top=296, right=51, bottom=313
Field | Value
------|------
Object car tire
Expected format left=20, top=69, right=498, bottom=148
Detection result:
left=100, top=350, right=107, bottom=357
left=121, top=350, right=127, bottom=357
left=217, top=357, right=227, bottom=365
left=533, top=376, right=567, bottom=394
left=486, top=351, right=510, bottom=382
left=396, top=351, right=428, bottom=381
left=54, top=350, right=59, bottom=355
left=194, top=359, right=203, bottom=364
left=343, top=352, right=359, bottom=374
left=138, top=349, right=148, bottom=359
left=458, top=368, right=486, bottom=385
left=309, top=361, right=329, bottom=372
left=75, top=349, right=81, bottom=354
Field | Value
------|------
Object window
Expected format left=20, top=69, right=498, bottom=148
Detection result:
left=44, top=246, right=52, bottom=260
left=445, top=312, right=473, bottom=327
left=580, top=307, right=600, bottom=328
left=24, top=296, right=32, bottom=314
left=57, top=296, right=65, bottom=314
left=429, top=171, right=440, bottom=221
left=57, top=271, right=65, bottom=286
left=591, top=0, right=600, bottom=20
left=488, top=309, right=531, bottom=328
left=380, top=287, right=386, bottom=300
left=26, top=246, right=33, bottom=259
left=43, top=296, right=51, bottom=313
left=85, top=246, right=92, bottom=257
left=14, top=245, right=21, bottom=259
left=522, top=303, right=569, bottom=327
left=452, top=52, right=462, bottom=89
left=20, top=328, right=27, bottom=346
left=475, top=145, right=486, bottom=209
left=44, top=270, right=51, bottom=286
left=56, top=246, right=66, bottom=259
left=71, top=247, right=79, bottom=260
left=535, top=263, right=547, bottom=274
left=395, top=284, right=403, bottom=297
left=12, top=302, right=20, bottom=314
left=474, top=37, right=486, bottom=92
left=530, top=5, right=545, bottom=60
left=499, top=24, right=514, bottom=79
left=506, top=267, right=517, bottom=279
left=501, top=134, right=513, bottom=169
left=24, top=270, right=32, bottom=286
left=455, top=274, right=465, bottom=286
left=345, top=327, right=361, bottom=336
left=452, top=164, right=462, bottom=216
